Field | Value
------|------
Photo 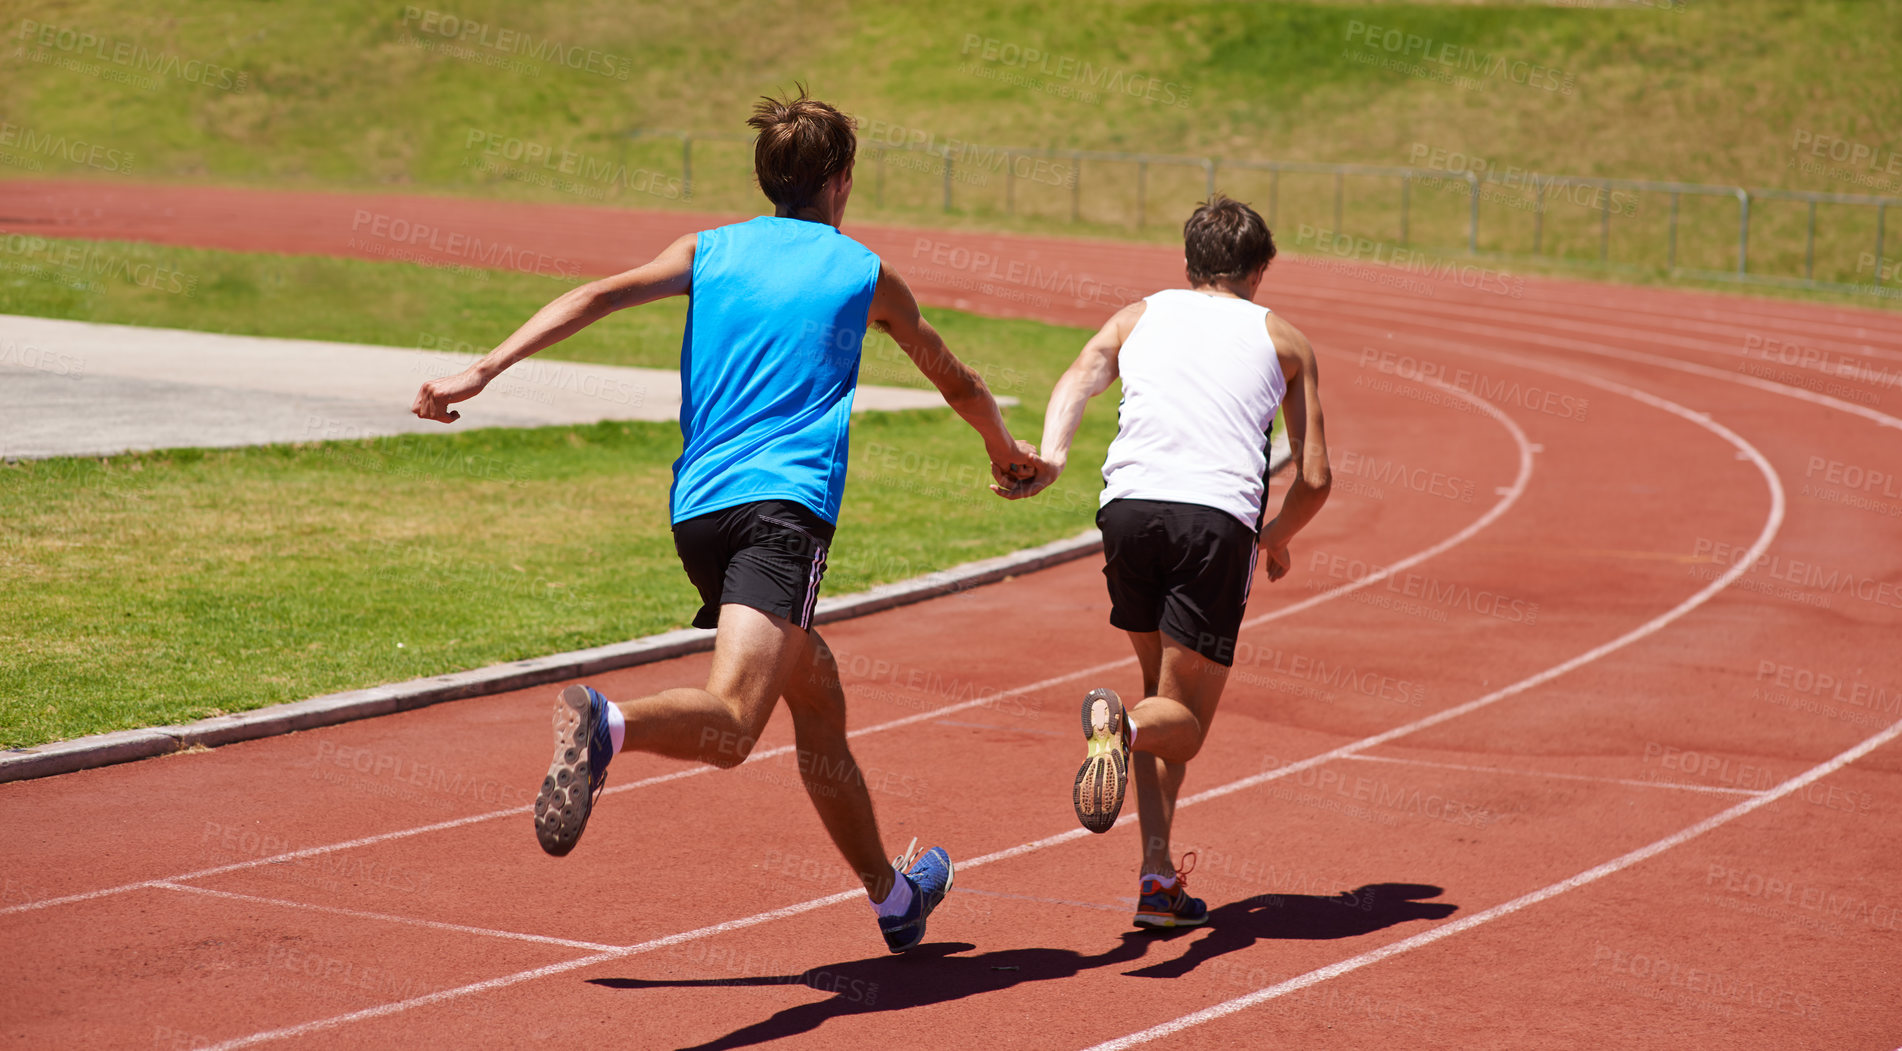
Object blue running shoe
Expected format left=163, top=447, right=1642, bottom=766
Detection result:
left=534, top=684, right=613, bottom=856
left=1133, top=853, right=1208, bottom=929
left=1074, top=688, right=1130, bottom=834
left=879, top=838, right=955, bottom=953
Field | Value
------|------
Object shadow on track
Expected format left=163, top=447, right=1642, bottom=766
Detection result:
left=589, top=883, right=1456, bottom=1049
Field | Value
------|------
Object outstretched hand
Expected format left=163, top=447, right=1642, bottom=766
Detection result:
left=411, top=368, right=489, bottom=424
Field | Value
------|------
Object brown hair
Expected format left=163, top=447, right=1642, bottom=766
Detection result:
left=746, top=87, right=857, bottom=213
left=1183, top=194, right=1275, bottom=285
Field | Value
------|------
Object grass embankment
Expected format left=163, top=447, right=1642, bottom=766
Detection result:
left=0, top=241, right=1115, bottom=747
left=4, top=1, right=1898, bottom=289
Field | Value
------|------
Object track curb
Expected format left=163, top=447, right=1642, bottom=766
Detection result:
left=0, top=529, right=1103, bottom=783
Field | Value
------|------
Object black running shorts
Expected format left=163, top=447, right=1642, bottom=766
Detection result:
left=672, top=499, right=834, bottom=631
left=1096, top=498, right=1259, bottom=666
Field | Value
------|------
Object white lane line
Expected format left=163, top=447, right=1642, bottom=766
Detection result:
left=205, top=350, right=1770, bottom=1047
left=1081, top=713, right=1902, bottom=1051
left=196, top=886, right=872, bottom=1051
left=151, top=881, right=623, bottom=953
left=1, top=350, right=1535, bottom=921
left=1340, top=754, right=1766, bottom=797
left=1306, top=296, right=1902, bottom=432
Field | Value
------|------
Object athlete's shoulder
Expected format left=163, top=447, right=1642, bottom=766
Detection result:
left=1263, top=310, right=1311, bottom=352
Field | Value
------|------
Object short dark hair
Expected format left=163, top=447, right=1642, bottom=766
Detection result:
left=1183, top=194, right=1275, bottom=285
left=747, top=87, right=857, bottom=212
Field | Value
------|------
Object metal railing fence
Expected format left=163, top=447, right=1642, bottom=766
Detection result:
left=620, top=129, right=1899, bottom=295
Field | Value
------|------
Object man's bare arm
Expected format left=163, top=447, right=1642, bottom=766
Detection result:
left=411, top=233, right=697, bottom=423
left=1260, top=314, right=1331, bottom=581
left=868, top=262, right=1036, bottom=488
left=1007, top=301, right=1145, bottom=500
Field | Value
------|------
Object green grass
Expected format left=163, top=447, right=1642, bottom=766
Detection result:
left=0, top=242, right=1114, bottom=748
left=4, top=1, right=1898, bottom=296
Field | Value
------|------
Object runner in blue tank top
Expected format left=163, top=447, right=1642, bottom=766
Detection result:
left=411, top=90, right=1044, bottom=953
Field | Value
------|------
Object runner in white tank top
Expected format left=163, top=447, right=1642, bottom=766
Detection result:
left=1009, top=195, right=1333, bottom=928
left=1099, top=287, right=1288, bottom=528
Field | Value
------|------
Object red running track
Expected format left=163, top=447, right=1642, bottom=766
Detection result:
left=3, top=181, right=1901, bottom=1049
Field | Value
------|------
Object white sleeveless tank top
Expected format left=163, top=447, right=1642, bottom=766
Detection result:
left=1099, top=288, right=1287, bottom=529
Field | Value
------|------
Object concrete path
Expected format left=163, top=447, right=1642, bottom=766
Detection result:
left=0, top=314, right=965, bottom=460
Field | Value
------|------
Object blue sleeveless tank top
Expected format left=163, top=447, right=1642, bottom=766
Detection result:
left=670, top=216, right=881, bottom=524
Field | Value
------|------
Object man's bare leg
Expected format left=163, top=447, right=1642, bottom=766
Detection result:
left=609, top=603, right=807, bottom=767
left=613, top=608, right=895, bottom=899
left=1122, top=631, right=1231, bottom=879
left=781, top=627, right=899, bottom=901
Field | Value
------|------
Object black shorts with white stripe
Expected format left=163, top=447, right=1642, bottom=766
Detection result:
left=1096, top=497, right=1259, bottom=666
left=672, top=498, right=834, bottom=631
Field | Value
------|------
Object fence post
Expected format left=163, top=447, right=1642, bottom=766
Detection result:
left=1400, top=174, right=1410, bottom=246
left=1736, top=189, right=1749, bottom=276
left=1878, top=203, right=1889, bottom=288
left=1668, top=192, right=1679, bottom=270
left=1805, top=199, right=1816, bottom=281
left=682, top=135, right=693, bottom=201
left=1466, top=172, right=1480, bottom=254
left=1600, top=179, right=1612, bottom=263
left=1205, top=158, right=1216, bottom=199
left=1137, top=161, right=1147, bottom=229
left=1269, top=167, right=1280, bottom=229
left=1071, top=152, right=1082, bottom=223
left=1333, top=170, right=1344, bottom=234
left=1004, top=152, right=1014, bottom=216
left=1533, top=175, right=1546, bottom=255
left=942, top=148, right=954, bottom=213
left=875, top=148, right=885, bottom=208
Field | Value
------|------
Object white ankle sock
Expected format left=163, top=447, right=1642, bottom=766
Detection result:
left=1126, top=715, right=1140, bottom=752
left=604, top=701, right=625, bottom=757
left=1143, top=871, right=1177, bottom=890
left=872, top=870, right=914, bottom=918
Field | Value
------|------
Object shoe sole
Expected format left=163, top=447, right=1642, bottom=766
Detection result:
left=1132, top=910, right=1209, bottom=929
left=534, top=685, right=596, bottom=857
left=887, top=855, right=956, bottom=954
left=1072, top=688, right=1128, bottom=834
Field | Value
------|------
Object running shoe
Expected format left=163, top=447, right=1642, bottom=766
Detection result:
left=1133, top=853, right=1208, bottom=929
left=1073, top=687, right=1130, bottom=834
left=879, top=838, right=955, bottom=953
left=534, top=684, right=613, bottom=856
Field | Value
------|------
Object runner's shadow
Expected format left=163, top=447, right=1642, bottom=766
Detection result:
left=589, top=932, right=1192, bottom=1051
left=1124, top=883, right=1458, bottom=981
